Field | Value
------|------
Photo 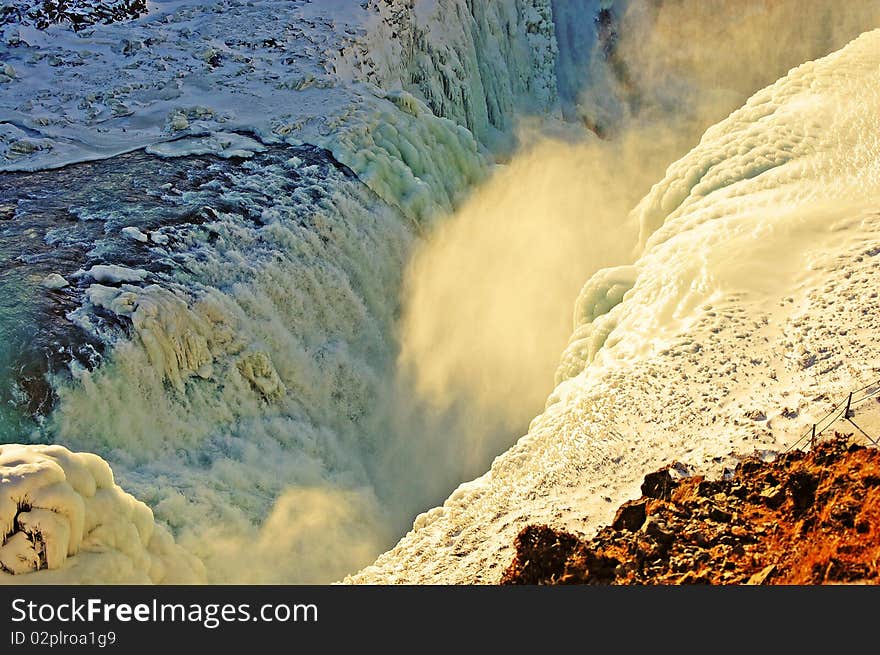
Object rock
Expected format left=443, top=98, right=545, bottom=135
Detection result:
left=169, top=113, right=189, bottom=131
left=785, top=470, right=818, bottom=513
left=8, top=140, right=42, bottom=156
left=611, top=499, right=648, bottom=532
left=40, top=273, right=69, bottom=289
left=746, top=564, right=776, bottom=585
left=641, top=469, right=675, bottom=500
left=708, top=506, right=733, bottom=523
left=121, top=226, right=149, bottom=242
left=643, top=519, right=675, bottom=545
left=730, top=484, right=748, bottom=499
left=677, top=571, right=711, bottom=585
left=746, top=409, right=767, bottom=421
left=759, top=486, right=785, bottom=509
left=503, top=437, right=880, bottom=585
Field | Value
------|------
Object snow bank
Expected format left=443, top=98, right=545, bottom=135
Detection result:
left=0, top=443, right=204, bottom=582
left=351, top=29, right=880, bottom=583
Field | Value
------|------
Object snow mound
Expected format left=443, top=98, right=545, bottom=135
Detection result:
left=0, top=443, right=204, bottom=583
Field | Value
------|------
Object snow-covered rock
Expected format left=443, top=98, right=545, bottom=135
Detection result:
left=0, top=0, right=146, bottom=32
left=76, top=264, right=149, bottom=284
left=121, top=226, right=149, bottom=243
left=0, top=443, right=204, bottom=582
left=40, top=273, right=69, bottom=289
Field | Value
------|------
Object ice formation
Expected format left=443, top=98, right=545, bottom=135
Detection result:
left=0, top=0, right=569, bottom=583
left=0, top=443, right=204, bottom=582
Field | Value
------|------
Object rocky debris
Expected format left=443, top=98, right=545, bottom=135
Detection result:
left=1, top=1, right=146, bottom=32
left=501, top=436, right=880, bottom=584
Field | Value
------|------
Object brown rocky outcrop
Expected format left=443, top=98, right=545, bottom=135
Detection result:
left=501, top=436, right=880, bottom=585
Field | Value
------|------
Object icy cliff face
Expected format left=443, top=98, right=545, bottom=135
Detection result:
left=351, top=29, right=880, bottom=583
left=338, top=0, right=558, bottom=148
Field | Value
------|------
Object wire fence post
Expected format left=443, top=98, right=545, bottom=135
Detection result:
left=845, top=392, right=853, bottom=419
left=810, top=423, right=817, bottom=449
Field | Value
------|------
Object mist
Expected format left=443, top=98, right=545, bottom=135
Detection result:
left=182, top=0, right=880, bottom=581
left=376, top=0, right=880, bottom=537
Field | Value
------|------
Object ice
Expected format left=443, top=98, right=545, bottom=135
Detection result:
left=76, top=264, right=150, bottom=284
left=121, top=226, right=149, bottom=243
left=0, top=0, right=555, bottom=225
left=144, top=132, right=268, bottom=160
left=5, top=0, right=879, bottom=587
left=0, top=443, right=204, bottom=582
left=40, top=273, right=69, bottom=289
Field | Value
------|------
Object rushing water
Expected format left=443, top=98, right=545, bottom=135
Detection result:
left=0, top=144, right=431, bottom=581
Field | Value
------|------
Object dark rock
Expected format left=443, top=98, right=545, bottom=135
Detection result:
left=643, top=519, right=675, bottom=545
left=500, top=525, right=580, bottom=585
left=736, top=457, right=764, bottom=475
left=612, top=499, right=647, bottom=532
left=641, top=469, right=675, bottom=500
left=709, top=506, right=733, bottom=523
left=786, top=470, right=819, bottom=514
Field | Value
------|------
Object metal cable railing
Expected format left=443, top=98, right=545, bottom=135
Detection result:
left=784, top=377, right=880, bottom=452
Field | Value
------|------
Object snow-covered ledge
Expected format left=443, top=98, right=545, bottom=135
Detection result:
left=0, top=444, right=204, bottom=583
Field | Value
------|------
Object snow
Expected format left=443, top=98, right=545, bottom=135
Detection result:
left=0, top=0, right=556, bottom=224
left=0, top=443, right=204, bottom=582
left=144, top=132, right=267, bottom=159
left=349, top=29, right=880, bottom=583
left=76, top=264, right=150, bottom=283
left=121, top=226, right=149, bottom=242
left=40, top=273, right=69, bottom=289
left=5, top=0, right=880, bottom=587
